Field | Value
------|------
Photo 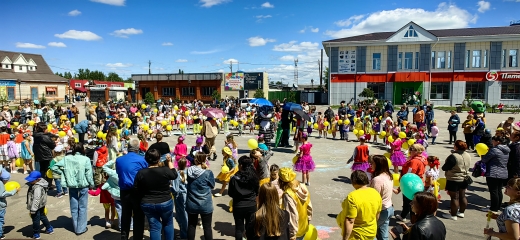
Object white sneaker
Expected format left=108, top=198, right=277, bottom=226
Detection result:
left=442, top=213, right=457, bottom=220
left=214, top=193, right=222, bottom=197
left=457, top=212, right=465, bottom=218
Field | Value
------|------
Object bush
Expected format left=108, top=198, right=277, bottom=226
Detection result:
left=144, top=92, right=155, bottom=105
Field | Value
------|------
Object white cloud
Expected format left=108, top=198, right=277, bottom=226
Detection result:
left=90, top=0, right=125, bottom=6
left=106, top=63, right=132, bottom=68
left=273, top=41, right=319, bottom=52
left=477, top=1, right=491, bottom=13
left=48, top=42, right=67, bottom=47
left=176, top=59, right=188, bottom=63
left=200, top=0, right=231, bottom=8
left=68, top=10, right=81, bottom=16
left=255, top=15, right=272, bottom=19
left=55, top=30, right=102, bottom=41
left=223, top=58, right=238, bottom=64
left=261, top=2, right=274, bottom=8
left=110, top=28, right=143, bottom=38
left=325, top=3, right=477, bottom=39
left=248, top=36, right=276, bottom=47
left=15, top=42, right=45, bottom=49
left=191, top=49, right=222, bottom=54
left=162, top=42, right=173, bottom=46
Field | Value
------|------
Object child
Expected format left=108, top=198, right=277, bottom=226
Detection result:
left=347, top=135, right=370, bottom=172
left=225, top=134, right=238, bottom=160
left=0, top=167, right=19, bottom=239
left=430, top=120, right=439, bottom=145
left=173, top=135, right=188, bottom=168
left=389, top=131, right=406, bottom=173
left=50, top=145, right=68, bottom=198
left=21, top=133, right=34, bottom=174
left=171, top=157, right=188, bottom=240
left=425, top=156, right=441, bottom=201
left=214, top=147, right=238, bottom=197
left=7, top=134, right=18, bottom=173
left=294, top=133, right=315, bottom=186
left=25, top=171, right=54, bottom=239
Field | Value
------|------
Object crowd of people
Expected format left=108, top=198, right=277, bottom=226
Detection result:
left=0, top=97, right=519, bottom=240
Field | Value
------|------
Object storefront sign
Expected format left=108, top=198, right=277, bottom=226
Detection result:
left=224, top=73, right=244, bottom=91
left=486, top=71, right=520, bottom=81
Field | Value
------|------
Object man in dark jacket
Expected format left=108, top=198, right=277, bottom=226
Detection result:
left=33, top=122, right=56, bottom=184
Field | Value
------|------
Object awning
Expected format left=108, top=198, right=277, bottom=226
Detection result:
left=73, top=87, right=86, bottom=92
left=46, top=87, right=56, bottom=91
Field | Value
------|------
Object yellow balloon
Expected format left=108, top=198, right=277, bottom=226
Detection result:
left=476, top=143, right=489, bottom=156
left=5, top=181, right=20, bottom=192
left=58, top=131, right=66, bottom=138
left=392, top=173, right=400, bottom=187
left=166, top=125, right=173, bottom=131
left=388, top=136, right=394, bottom=143
left=438, top=177, right=447, bottom=190
left=353, top=129, right=359, bottom=135
left=380, top=131, right=387, bottom=137
left=221, top=165, right=230, bottom=174
left=15, top=158, right=23, bottom=167
left=46, top=169, right=53, bottom=179
left=399, top=132, right=406, bottom=139
left=247, top=139, right=258, bottom=150
left=303, top=224, right=318, bottom=240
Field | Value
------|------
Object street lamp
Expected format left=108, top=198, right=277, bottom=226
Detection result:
left=17, top=79, right=21, bottom=105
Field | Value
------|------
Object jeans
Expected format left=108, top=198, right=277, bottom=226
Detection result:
left=69, top=188, right=89, bottom=234
left=449, top=131, right=457, bottom=143
left=0, top=209, right=4, bottom=236
left=376, top=206, right=394, bottom=240
left=54, top=178, right=68, bottom=194
left=31, top=207, right=51, bottom=234
left=486, top=177, right=504, bottom=212
left=120, top=190, right=145, bottom=240
left=141, top=199, right=174, bottom=240
left=174, top=193, right=188, bottom=239
left=232, top=206, right=256, bottom=240
left=188, top=212, right=212, bottom=240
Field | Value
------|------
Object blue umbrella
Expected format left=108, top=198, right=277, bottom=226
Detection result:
left=283, top=102, right=302, bottom=111
left=250, top=98, right=273, bottom=107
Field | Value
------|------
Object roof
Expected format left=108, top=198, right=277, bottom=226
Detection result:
left=323, top=24, right=520, bottom=43
left=0, top=50, right=67, bottom=82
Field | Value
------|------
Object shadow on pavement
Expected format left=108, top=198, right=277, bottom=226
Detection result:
left=214, top=221, right=235, bottom=238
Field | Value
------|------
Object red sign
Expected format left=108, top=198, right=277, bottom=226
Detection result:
left=486, top=71, right=520, bottom=81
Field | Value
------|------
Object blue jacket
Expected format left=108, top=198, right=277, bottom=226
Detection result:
left=74, top=120, right=89, bottom=134
left=447, top=114, right=460, bottom=131
left=186, top=166, right=215, bottom=214
left=482, top=144, right=510, bottom=179
left=115, top=152, right=148, bottom=191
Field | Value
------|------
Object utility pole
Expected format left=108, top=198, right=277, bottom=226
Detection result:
left=148, top=60, right=151, bottom=74
left=294, top=59, right=298, bottom=86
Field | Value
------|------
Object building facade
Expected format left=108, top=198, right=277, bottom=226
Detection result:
left=221, top=71, right=270, bottom=99
left=132, top=73, right=223, bottom=103
left=323, top=21, right=520, bottom=106
left=0, top=50, right=67, bottom=103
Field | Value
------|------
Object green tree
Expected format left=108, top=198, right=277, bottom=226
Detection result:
left=322, top=67, right=329, bottom=92
left=211, top=90, right=221, bottom=101
left=254, top=89, right=265, bottom=98
left=144, top=92, right=155, bottom=104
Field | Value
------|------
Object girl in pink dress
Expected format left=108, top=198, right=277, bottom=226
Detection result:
left=294, top=133, right=315, bottom=186
left=173, top=135, right=189, bottom=168
left=390, top=131, right=406, bottom=173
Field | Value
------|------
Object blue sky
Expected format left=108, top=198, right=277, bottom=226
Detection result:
left=2, top=0, right=519, bottom=84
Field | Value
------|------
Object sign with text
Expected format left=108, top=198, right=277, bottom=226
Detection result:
left=225, top=73, right=244, bottom=91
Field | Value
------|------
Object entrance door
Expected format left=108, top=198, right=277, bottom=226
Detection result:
left=31, top=87, right=38, bottom=100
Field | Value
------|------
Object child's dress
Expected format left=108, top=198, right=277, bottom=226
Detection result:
left=216, top=158, right=238, bottom=182
left=294, top=142, right=315, bottom=172
left=390, top=138, right=406, bottom=167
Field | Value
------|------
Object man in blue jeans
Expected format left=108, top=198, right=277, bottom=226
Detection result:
left=116, top=139, right=148, bottom=240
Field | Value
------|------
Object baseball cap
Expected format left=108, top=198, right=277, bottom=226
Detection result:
left=25, top=171, right=42, bottom=182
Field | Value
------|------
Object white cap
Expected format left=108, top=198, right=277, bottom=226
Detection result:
left=54, top=144, right=64, bottom=152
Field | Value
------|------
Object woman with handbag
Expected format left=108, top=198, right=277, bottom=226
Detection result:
left=441, top=140, right=472, bottom=221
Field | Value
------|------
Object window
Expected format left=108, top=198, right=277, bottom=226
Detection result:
left=501, top=82, right=520, bottom=99
left=404, top=25, right=418, bottom=38
left=431, top=51, right=435, bottom=69
left=466, top=82, right=485, bottom=99
left=415, top=52, right=419, bottom=69
left=404, top=52, right=413, bottom=69
left=75, top=83, right=81, bottom=88
left=398, top=52, right=403, bottom=69
left=202, top=87, right=217, bottom=96
left=437, top=51, right=446, bottom=69
left=367, top=83, right=385, bottom=99
left=181, top=87, right=195, bottom=96
left=45, top=87, right=57, bottom=96
left=510, top=49, right=518, bottom=67
left=483, top=50, right=488, bottom=68
left=472, top=50, right=481, bottom=68
left=372, top=53, right=381, bottom=70
left=502, top=49, right=507, bottom=68
left=465, top=50, right=470, bottom=68
left=430, top=83, right=450, bottom=99
left=447, top=51, right=452, bottom=69
left=162, top=87, right=175, bottom=96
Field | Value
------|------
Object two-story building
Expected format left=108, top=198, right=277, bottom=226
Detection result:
left=323, top=21, right=520, bottom=106
left=0, top=50, right=67, bottom=102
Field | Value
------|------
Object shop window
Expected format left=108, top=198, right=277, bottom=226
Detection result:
left=372, top=53, right=381, bottom=70
left=437, top=51, right=445, bottom=69
left=472, top=50, right=481, bottom=68
left=466, top=82, right=485, bottom=99
left=510, top=49, right=518, bottom=67
left=182, top=87, right=195, bottom=96
left=367, top=83, right=385, bottom=99
left=501, top=82, right=520, bottom=99
left=162, top=87, right=175, bottom=96
left=430, top=83, right=450, bottom=99
left=202, top=87, right=217, bottom=96
left=404, top=52, right=413, bottom=69
left=45, top=87, right=57, bottom=96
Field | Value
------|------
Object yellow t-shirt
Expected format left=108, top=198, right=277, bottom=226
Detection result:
left=337, top=187, right=382, bottom=240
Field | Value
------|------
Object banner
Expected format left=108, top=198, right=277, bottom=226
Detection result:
left=225, top=73, right=244, bottom=91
